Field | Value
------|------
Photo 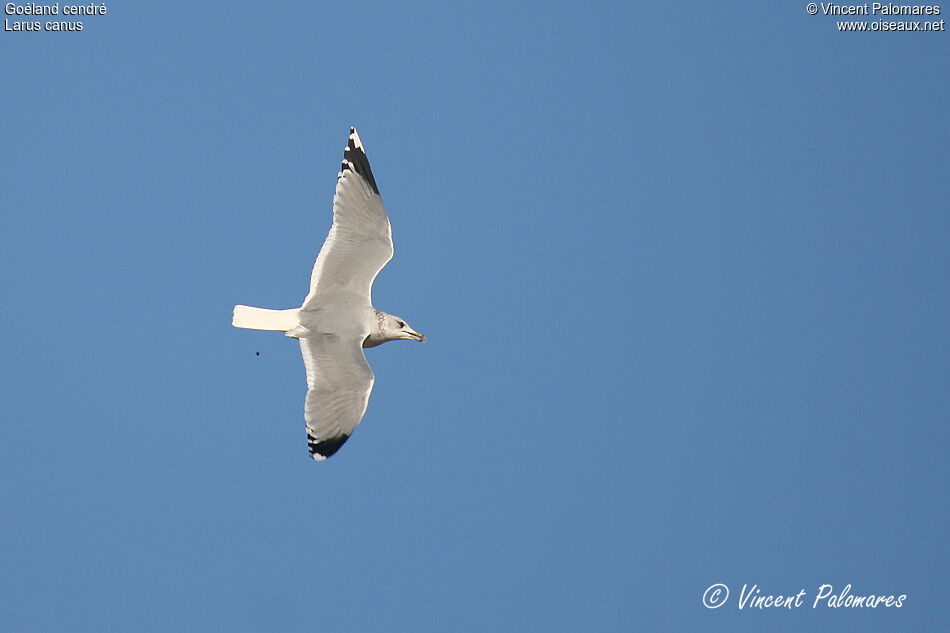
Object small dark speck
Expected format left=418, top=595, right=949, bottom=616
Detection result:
left=256, top=352, right=260, bottom=356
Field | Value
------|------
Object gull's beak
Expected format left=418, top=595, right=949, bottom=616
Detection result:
left=410, top=331, right=426, bottom=343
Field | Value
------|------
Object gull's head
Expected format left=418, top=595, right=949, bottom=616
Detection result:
left=382, top=313, right=426, bottom=343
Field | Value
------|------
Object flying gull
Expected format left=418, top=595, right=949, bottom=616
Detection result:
left=233, top=127, right=425, bottom=460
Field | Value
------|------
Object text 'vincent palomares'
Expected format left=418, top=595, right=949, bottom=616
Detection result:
left=817, top=2, right=941, bottom=15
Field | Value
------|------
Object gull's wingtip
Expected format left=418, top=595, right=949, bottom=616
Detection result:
left=339, top=127, right=379, bottom=194
left=308, top=431, right=351, bottom=461
left=348, top=126, right=364, bottom=150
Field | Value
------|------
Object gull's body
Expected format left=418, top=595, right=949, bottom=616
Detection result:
left=232, top=127, right=424, bottom=460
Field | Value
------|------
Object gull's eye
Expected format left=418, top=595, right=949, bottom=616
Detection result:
left=397, top=320, right=405, bottom=328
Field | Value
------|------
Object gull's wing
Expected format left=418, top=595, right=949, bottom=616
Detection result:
left=302, top=127, right=393, bottom=308
left=300, top=334, right=375, bottom=460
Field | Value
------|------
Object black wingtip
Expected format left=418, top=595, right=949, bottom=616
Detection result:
left=308, top=432, right=350, bottom=460
left=340, top=127, right=380, bottom=195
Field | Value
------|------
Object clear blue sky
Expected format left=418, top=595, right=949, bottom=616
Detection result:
left=1, top=3, right=947, bottom=632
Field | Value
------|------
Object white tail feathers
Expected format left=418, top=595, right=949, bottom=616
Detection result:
left=232, top=305, right=300, bottom=332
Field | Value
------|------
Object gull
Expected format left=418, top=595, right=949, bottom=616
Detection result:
left=232, top=127, right=425, bottom=461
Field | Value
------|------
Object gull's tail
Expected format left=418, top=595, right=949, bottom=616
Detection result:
left=232, top=305, right=300, bottom=332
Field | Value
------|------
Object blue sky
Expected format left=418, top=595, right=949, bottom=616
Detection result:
left=1, top=2, right=947, bottom=631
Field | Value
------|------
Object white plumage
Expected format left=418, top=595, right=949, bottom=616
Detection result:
left=233, top=127, right=425, bottom=460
